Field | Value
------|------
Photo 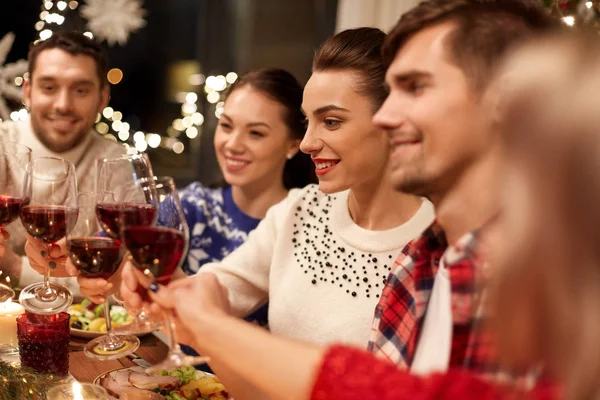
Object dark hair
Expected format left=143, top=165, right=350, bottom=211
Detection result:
left=383, top=0, right=560, bottom=92
left=226, top=68, right=316, bottom=189
left=312, top=27, right=388, bottom=110
left=28, top=31, right=109, bottom=87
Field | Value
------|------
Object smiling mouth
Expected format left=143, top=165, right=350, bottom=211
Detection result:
left=313, top=159, right=340, bottom=176
left=224, top=157, right=250, bottom=171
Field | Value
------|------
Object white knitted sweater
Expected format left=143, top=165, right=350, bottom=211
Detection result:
left=202, top=184, right=435, bottom=346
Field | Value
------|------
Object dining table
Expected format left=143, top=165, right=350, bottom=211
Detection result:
left=68, top=332, right=169, bottom=383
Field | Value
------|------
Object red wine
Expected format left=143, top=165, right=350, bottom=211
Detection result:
left=68, top=237, right=123, bottom=279
left=96, top=203, right=156, bottom=239
left=0, top=196, right=28, bottom=227
left=124, top=226, right=185, bottom=285
left=20, top=206, right=78, bottom=243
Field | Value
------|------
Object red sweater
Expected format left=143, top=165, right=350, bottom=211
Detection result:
left=311, top=345, right=558, bottom=400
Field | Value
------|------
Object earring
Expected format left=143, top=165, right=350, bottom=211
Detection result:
left=287, top=153, right=294, bottom=160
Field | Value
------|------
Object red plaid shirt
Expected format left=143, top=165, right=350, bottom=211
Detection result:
left=367, top=222, right=499, bottom=374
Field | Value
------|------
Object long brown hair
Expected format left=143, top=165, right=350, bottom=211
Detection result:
left=490, top=31, right=600, bottom=400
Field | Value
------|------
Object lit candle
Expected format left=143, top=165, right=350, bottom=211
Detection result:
left=0, top=299, right=25, bottom=347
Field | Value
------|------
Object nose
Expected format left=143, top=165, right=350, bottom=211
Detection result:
left=372, top=95, right=404, bottom=131
left=299, top=122, right=322, bottom=155
left=54, top=89, right=74, bottom=114
left=224, top=130, right=246, bottom=153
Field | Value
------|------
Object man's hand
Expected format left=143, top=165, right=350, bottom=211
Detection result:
left=77, top=256, right=126, bottom=304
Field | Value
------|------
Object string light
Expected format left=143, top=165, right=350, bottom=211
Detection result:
left=16, top=0, right=239, bottom=155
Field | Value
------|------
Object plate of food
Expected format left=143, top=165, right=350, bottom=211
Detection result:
left=68, top=298, right=144, bottom=339
left=94, top=365, right=231, bottom=400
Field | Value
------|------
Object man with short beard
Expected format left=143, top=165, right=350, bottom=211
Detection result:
left=368, top=0, right=559, bottom=377
left=0, top=31, right=124, bottom=291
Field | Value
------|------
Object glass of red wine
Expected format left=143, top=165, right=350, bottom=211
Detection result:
left=67, top=192, right=140, bottom=360
left=95, top=153, right=161, bottom=334
left=0, top=142, right=32, bottom=301
left=123, top=176, right=209, bottom=372
left=18, top=157, right=78, bottom=315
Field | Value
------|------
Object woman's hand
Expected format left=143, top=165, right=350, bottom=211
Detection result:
left=23, top=234, right=75, bottom=277
left=147, top=273, right=231, bottom=347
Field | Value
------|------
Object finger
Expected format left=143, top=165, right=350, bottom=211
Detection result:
left=78, top=276, right=113, bottom=294
left=48, top=242, right=65, bottom=258
left=89, top=295, right=107, bottom=304
left=47, top=256, right=66, bottom=271
left=24, top=241, right=50, bottom=274
left=120, top=280, right=142, bottom=310
left=147, top=284, right=176, bottom=309
left=25, top=234, right=46, bottom=253
left=64, top=258, right=79, bottom=277
left=122, top=262, right=139, bottom=292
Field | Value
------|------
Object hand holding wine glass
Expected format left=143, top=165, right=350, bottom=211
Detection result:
left=0, top=142, right=31, bottom=301
left=91, top=152, right=161, bottom=333
left=67, top=191, right=140, bottom=360
left=18, top=157, right=78, bottom=315
left=122, top=176, right=209, bottom=372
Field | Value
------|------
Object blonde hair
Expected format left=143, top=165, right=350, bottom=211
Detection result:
left=490, top=31, right=600, bottom=400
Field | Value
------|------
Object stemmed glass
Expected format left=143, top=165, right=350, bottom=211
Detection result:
left=0, top=142, right=31, bottom=301
left=123, top=176, right=209, bottom=372
left=18, top=157, right=78, bottom=314
left=95, top=153, right=161, bottom=333
left=66, top=192, right=140, bottom=360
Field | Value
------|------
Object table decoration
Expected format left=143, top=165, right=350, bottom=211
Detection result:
left=0, top=299, right=24, bottom=349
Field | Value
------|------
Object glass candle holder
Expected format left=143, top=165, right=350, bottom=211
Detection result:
left=17, top=312, right=70, bottom=376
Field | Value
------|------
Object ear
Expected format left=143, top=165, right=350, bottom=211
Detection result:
left=286, top=138, right=301, bottom=160
left=23, top=79, right=32, bottom=110
left=99, top=83, right=110, bottom=111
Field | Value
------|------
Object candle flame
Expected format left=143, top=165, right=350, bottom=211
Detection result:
left=73, top=381, right=84, bottom=400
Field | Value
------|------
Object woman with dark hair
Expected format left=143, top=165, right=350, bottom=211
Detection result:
left=176, top=68, right=316, bottom=325
left=82, top=28, right=434, bottom=348
left=179, top=68, right=314, bottom=275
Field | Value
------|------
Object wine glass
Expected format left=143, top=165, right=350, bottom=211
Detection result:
left=95, top=153, right=161, bottom=334
left=0, top=142, right=31, bottom=301
left=66, top=192, right=140, bottom=360
left=18, top=157, right=78, bottom=315
left=122, top=176, right=209, bottom=372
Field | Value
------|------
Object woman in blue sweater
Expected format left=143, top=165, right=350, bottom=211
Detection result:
left=177, top=68, right=316, bottom=324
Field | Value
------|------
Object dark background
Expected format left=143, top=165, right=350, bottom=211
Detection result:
left=0, top=0, right=338, bottom=186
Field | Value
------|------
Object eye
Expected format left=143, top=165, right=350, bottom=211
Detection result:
left=75, top=87, right=90, bottom=95
left=41, top=85, right=56, bottom=93
left=250, top=130, right=265, bottom=138
left=218, top=122, right=232, bottom=131
left=324, top=118, right=342, bottom=129
left=302, top=118, right=308, bottom=129
left=405, top=80, right=425, bottom=95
